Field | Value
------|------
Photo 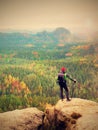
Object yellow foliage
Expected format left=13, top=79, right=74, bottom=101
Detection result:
left=74, top=45, right=90, bottom=50
left=94, top=64, right=98, bottom=67
left=45, top=103, right=53, bottom=109
left=79, top=58, right=87, bottom=64
left=20, top=81, right=26, bottom=89
left=4, top=75, right=31, bottom=95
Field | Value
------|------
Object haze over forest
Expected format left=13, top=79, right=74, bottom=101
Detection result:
left=0, top=0, right=98, bottom=35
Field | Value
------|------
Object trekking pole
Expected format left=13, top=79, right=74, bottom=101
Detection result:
left=71, top=81, right=81, bottom=99
left=70, top=82, right=76, bottom=99
left=77, top=82, right=81, bottom=98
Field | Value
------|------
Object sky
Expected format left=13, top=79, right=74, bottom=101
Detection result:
left=0, top=0, right=98, bottom=33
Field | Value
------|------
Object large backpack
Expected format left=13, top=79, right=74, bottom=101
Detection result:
left=58, top=73, right=66, bottom=83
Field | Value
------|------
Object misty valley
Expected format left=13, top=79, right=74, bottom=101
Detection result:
left=0, top=28, right=98, bottom=112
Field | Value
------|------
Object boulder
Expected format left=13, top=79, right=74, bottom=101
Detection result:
left=0, top=107, right=44, bottom=130
left=44, top=98, right=98, bottom=130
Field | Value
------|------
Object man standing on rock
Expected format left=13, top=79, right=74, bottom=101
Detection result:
left=57, top=67, right=76, bottom=101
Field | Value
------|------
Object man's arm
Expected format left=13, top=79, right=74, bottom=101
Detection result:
left=66, top=74, right=76, bottom=83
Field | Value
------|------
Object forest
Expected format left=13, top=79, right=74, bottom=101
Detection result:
left=0, top=29, right=98, bottom=112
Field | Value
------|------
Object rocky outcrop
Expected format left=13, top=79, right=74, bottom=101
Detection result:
left=0, top=107, right=44, bottom=130
left=44, top=98, right=98, bottom=130
left=0, top=98, right=98, bottom=130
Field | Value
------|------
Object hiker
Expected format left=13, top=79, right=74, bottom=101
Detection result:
left=57, top=67, right=76, bottom=101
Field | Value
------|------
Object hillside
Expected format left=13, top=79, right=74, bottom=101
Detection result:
left=0, top=27, right=98, bottom=113
left=0, top=27, right=79, bottom=60
left=0, top=27, right=98, bottom=60
left=0, top=98, right=98, bottom=130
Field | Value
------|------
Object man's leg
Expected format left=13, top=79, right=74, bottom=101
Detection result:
left=64, top=86, right=70, bottom=101
left=60, top=86, right=64, bottom=100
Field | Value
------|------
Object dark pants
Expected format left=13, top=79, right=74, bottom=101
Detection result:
left=59, top=82, right=69, bottom=100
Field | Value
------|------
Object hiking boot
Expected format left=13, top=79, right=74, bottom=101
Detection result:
left=61, top=98, right=64, bottom=101
left=67, top=98, right=71, bottom=101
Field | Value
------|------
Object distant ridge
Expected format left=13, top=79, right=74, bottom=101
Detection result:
left=0, top=27, right=77, bottom=45
left=52, top=27, right=71, bottom=35
left=1, top=27, right=97, bottom=45
left=0, top=27, right=98, bottom=43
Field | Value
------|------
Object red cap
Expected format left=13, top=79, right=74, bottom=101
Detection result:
left=61, top=67, right=67, bottom=72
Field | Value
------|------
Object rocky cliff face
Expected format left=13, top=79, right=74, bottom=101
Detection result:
left=0, top=98, right=98, bottom=130
left=0, top=107, right=44, bottom=130
left=44, top=98, right=98, bottom=130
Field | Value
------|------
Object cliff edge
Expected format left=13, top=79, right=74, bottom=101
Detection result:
left=44, top=98, right=98, bottom=130
left=0, top=98, right=98, bottom=130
